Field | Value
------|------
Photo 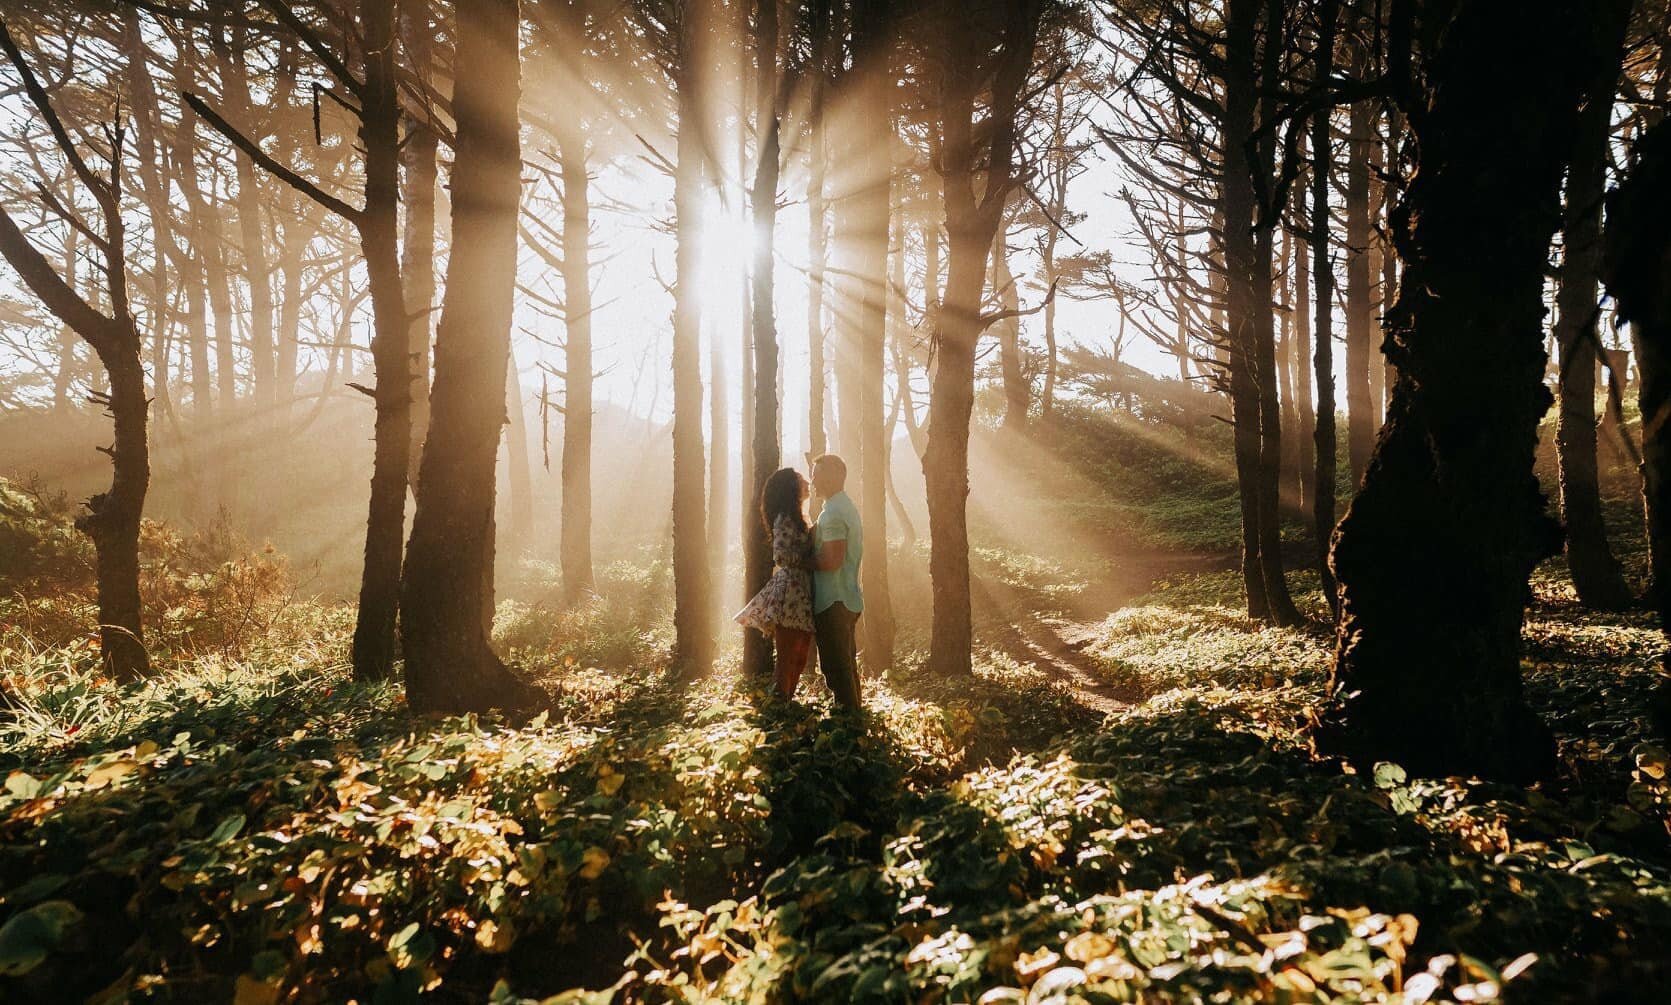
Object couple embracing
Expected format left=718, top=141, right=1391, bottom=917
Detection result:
left=735, top=454, right=863, bottom=709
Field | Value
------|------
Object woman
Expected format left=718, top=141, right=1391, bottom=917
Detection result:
left=735, top=467, right=816, bottom=698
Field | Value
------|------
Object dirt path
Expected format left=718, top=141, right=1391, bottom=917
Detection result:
left=970, top=552, right=1235, bottom=717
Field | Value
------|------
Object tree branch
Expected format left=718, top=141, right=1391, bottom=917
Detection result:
left=978, top=278, right=1058, bottom=332
left=255, top=0, right=362, bottom=99
left=0, top=21, right=110, bottom=203
left=0, top=202, right=119, bottom=354
left=183, top=91, right=364, bottom=224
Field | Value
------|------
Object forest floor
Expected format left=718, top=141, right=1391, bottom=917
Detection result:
left=3, top=412, right=1671, bottom=1003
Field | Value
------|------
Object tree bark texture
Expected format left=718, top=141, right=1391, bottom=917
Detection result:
left=401, top=0, right=536, bottom=714
left=351, top=0, right=413, bottom=682
left=1319, top=0, right=1607, bottom=782
left=923, top=0, right=1039, bottom=674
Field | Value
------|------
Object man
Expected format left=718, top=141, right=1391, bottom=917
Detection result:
left=810, top=454, right=863, bottom=710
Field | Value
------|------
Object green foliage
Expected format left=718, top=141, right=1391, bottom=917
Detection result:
left=495, top=557, right=672, bottom=676
left=1082, top=570, right=1333, bottom=693
left=2, top=495, right=1669, bottom=1002
left=0, top=479, right=90, bottom=588
left=0, top=476, right=309, bottom=664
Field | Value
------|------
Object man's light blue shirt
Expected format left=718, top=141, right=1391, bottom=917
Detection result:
left=813, top=491, right=863, bottom=615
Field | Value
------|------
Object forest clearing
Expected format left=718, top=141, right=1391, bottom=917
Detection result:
left=3, top=0, right=1671, bottom=1002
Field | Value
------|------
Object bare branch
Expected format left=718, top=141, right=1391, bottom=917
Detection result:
left=183, top=91, right=364, bottom=224
left=0, top=21, right=110, bottom=203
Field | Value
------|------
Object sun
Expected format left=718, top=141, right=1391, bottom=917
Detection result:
left=693, top=194, right=755, bottom=320
left=700, top=199, right=759, bottom=266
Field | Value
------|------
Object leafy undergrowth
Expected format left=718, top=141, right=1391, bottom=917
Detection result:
left=3, top=487, right=1670, bottom=1001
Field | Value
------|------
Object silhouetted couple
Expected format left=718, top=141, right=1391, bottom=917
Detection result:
left=734, top=454, right=863, bottom=709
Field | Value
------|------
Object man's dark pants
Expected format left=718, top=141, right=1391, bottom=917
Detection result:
left=813, top=603, right=862, bottom=709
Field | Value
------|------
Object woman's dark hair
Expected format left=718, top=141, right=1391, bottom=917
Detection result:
left=759, top=467, right=807, bottom=534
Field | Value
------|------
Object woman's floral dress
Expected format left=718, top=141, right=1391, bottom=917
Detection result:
left=734, top=514, right=815, bottom=635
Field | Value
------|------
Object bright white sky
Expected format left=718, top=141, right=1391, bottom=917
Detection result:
left=514, top=131, right=1152, bottom=463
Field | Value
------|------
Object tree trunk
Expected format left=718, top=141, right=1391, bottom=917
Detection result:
left=1310, top=0, right=1340, bottom=613
left=1221, top=0, right=1284, bottom=623
left=401, top=0, right=536, bottom=713
left=923, top=1, right=1038, bottom=674
left=181, top=158, right=239, bottom=410
left=671, top=35, right=714, bottom=674
left=179, top=221, right=209, bottom=421
left=1277, top=231, right=1298, bottom=498
left=402, top=0, right=438, bottom=489
left=737, top=71, right=757, bottom=611
left=887, top=205, right=919, bottom=547
left=743, top=0, right=782, bottom=680
left=1250, top=0, right=1300, bottom=625
left=121, top=12, right=179, bottom=430
left=275, top=217, right=308, bottom=415
left=924, top=234, right=983, bottom=673
left=851, top=0, right=895, bottom=669
left=834, top=261, right=862, bottom=458
left=1040, top=242, right=1059, bottom=423
left=0, top=176, right=150, bottom=682
left=52, top=226, right=78, bottom=413
left=708, top=312, right=729, bottom=588
left=552, top=134, right=595, bottom=602
left=806, top=2, right=829, bottom=459
left=506, top=346, right=533, bottom=548
left=1554, top=0, right=1633, bottom=611
left=1603, top=118, right=1671, bottom=740
left=1367, top=115, right=1386, bottom=423
left=214, top=25, right=275, bottom=409
left=351, top=0, right=413, bottom=682
left=85, top=347, right=151, bottom=681
left=1318, top=0, right=1605, bottom=782
left=993, top=230, right=1028, bottom=431
left=1294, top=201, right=1314, bottom=511
left=1344, top=86, right=1375, bottom=485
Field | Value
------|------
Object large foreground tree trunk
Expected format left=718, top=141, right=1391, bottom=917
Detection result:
left=401, top=0, right=537, bottom=714
left=1602, top=121, right=1671, bottom=741
left=1317, top=0, right=1605, bottom=782
left=1554, top=0, right=1633, bottom=611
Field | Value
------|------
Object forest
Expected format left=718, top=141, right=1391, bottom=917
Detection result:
left=1, top=0, right=1670, bottom=1001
